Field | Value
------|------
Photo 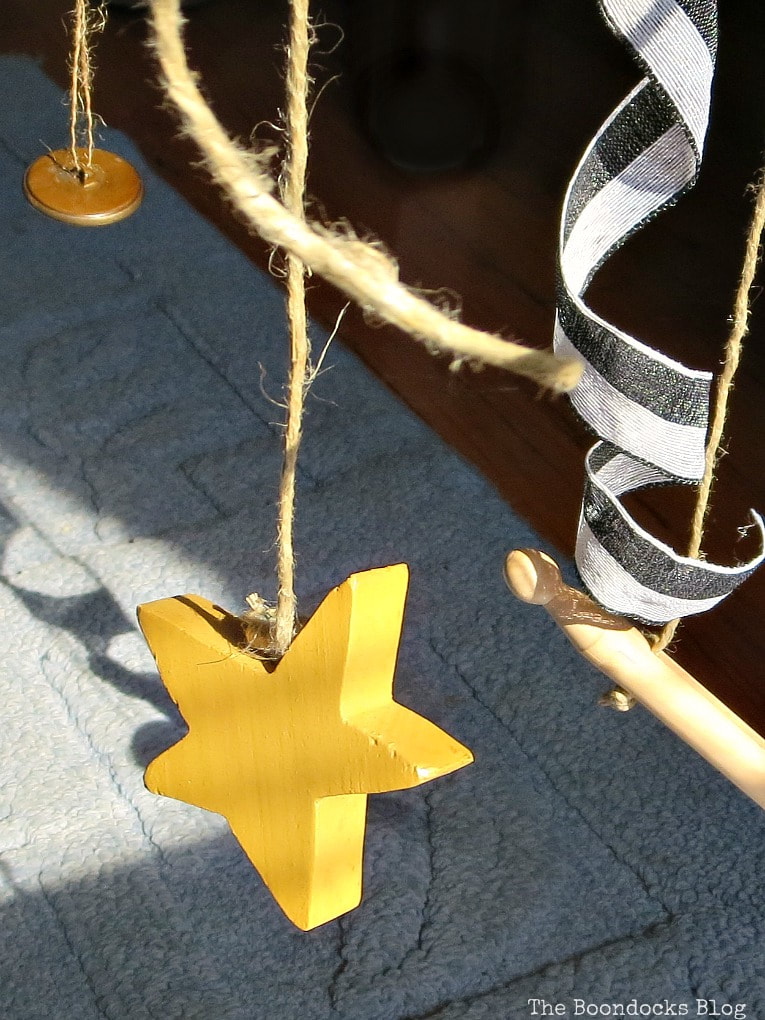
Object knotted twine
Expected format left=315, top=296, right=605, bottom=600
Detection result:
left=148, top=0, right=581, bottom=657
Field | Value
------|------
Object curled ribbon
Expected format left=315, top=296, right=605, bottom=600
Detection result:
left=555, top=0, right=764, bottom=624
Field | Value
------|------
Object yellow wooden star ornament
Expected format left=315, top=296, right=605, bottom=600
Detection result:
left=138, top=563, right=473, bottom=930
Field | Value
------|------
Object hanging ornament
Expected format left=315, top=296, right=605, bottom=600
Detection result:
left=507, top=0, right=765, bottom=809
left=140, top=0, right=476, bottom=930
left=139, top=569, right=473, bottom=931
left=24, top=0, right=142, bottom=226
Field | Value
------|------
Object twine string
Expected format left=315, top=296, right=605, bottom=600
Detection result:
left=147, top=0, right=581, bottom=391
left=655, top=170, right=765, bottom=654
left=67, top=0, right=105, bottom=174
left=149, top=0, right=581, bottom=660
left=272, top=0, right=312, bottom=656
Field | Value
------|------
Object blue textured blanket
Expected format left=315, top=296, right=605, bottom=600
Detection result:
left=1, top=57, right=764, bottom=1020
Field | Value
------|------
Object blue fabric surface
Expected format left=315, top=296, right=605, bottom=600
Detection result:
left=1, top=57, right=763, bottom=1020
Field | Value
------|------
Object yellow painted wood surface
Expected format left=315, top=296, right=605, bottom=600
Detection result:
left=138, top=564, right=473, bottom=930
left=505, top=549, right=765, bottom=811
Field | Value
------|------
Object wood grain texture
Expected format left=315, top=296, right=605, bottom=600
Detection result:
left=138, top=565, right=473, bottom=931
left=5, top=0, right=764, bottom=730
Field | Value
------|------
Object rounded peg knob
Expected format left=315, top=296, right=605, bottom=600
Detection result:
left=504, top=549, right=564, bottom=606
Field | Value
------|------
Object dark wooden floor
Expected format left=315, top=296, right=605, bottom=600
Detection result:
left=4, top=0, right=765, bottom=729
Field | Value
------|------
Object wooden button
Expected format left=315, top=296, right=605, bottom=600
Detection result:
left=24, top=148, right=143, bottom=226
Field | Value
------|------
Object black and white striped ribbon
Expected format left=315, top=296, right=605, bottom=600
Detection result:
left=555, top=0, right=764, bottom=625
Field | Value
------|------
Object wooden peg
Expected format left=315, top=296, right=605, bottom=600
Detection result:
left=24, top=148, right=142, bottom=226
left=505, top=549, right=765, bottom=810
left=139, top=564, right=473, bottom=931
